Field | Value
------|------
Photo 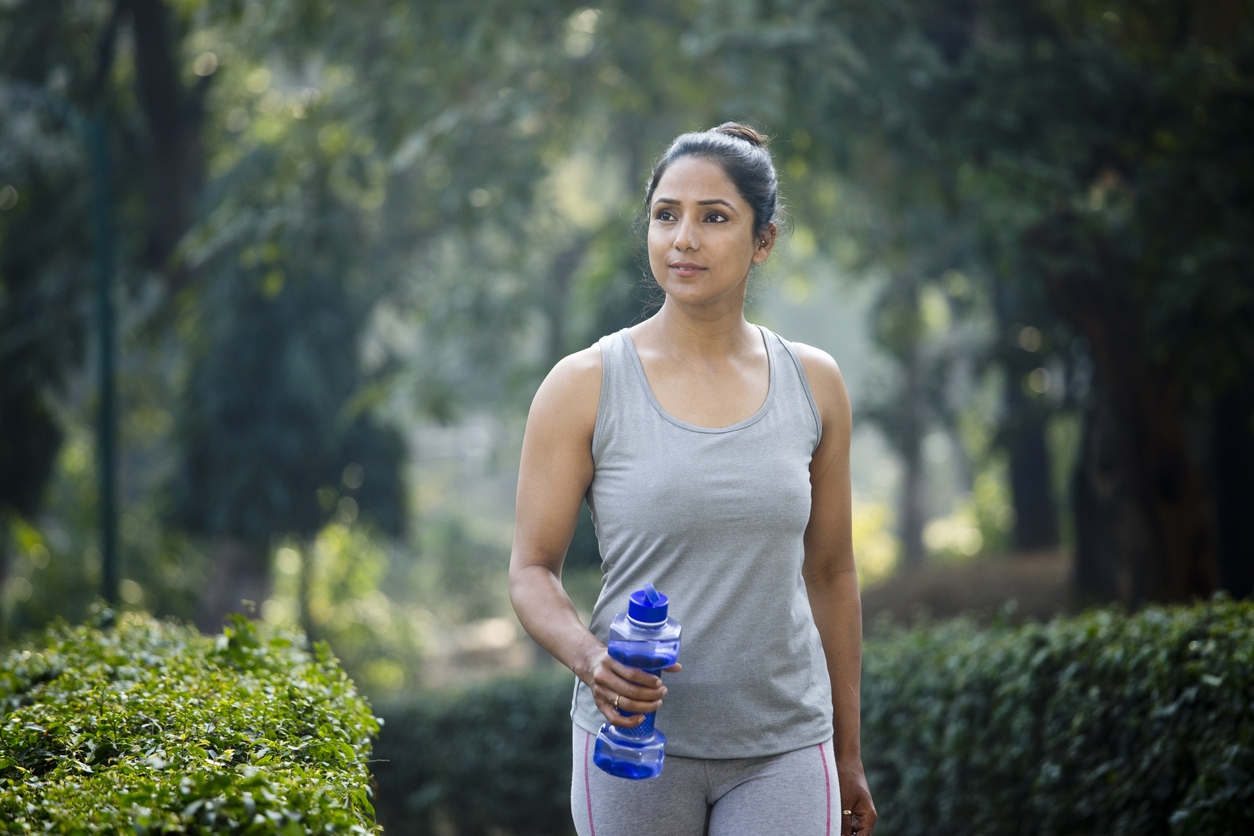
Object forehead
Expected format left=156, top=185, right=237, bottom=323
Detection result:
left=652, top=156, right=744, bottom=206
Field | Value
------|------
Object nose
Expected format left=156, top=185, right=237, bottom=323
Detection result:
left=673, top=214, right=699, bottom=251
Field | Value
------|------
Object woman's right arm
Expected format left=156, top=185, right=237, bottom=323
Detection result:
left=508, top=347, right=669, bottom=726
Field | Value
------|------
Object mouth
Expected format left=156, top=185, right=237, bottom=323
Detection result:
left=669, top=262, right=705, bottom=276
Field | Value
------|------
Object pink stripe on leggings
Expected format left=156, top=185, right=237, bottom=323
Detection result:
left=819, top=742, right=831, bottom=836
left=584, top=732, right=596, bottom=836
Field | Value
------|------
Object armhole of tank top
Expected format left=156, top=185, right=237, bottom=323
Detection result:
left=589, top=332, right=618, bottom=461
left=774, top=332, right=824, bottom=449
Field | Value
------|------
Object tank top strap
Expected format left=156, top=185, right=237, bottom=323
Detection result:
left=761, top=327, right=823, bottom=445
left=592, top=329, right=647, bottom=461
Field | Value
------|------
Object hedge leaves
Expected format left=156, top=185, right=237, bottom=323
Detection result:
left=0, top=610, right=380, bottom=834
left=862, top=597, right=1254, bottom=835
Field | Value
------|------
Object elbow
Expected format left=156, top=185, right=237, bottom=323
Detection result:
left=508, top=556, right=557, bottom=603
left=507, top=558, right=530, bottom=604
left=803, top=559, right=857, bottom=594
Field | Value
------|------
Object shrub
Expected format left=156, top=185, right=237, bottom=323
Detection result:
left=862, top=597, right=1254, bottom=836
left=369, top=599, right=1253, bottom=836
left=372, top=671, right=574, bottom=836
left=0, top=609, right=381, bottom=834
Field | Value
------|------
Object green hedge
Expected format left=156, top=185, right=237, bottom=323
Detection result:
left=0, top=610, right=381, bottom=834
left=370, top=600, right=1252, bottom=836
left=862, top=597, right=1254, bottom=836
left=372, top=672, right=574, bottom=836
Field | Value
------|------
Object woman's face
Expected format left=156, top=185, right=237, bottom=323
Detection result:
left=647, top=156, right=774, bottom=311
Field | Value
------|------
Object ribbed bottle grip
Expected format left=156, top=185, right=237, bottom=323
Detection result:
left=616, top=710, right=655, bottom=738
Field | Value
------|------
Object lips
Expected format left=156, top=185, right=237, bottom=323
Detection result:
left=669, top=262, right=705, bottom=277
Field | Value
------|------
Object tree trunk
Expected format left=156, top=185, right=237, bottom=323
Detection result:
left=1005, top=389, right=1060, bottom=552
left=194, top=538, right=270, bottom=633
left=1072, top=386, right=1151, bottom=603
left=0, top=512, right=9, bottom=643
left=545, top=242, right=585, bottom=370
left=899, top=346, right=927, bottom=568
left=900, top=447, right=927, bottom=568
left=299, top=540, right=315, bottom=646
left=1030, top=218, right=1216, bottom=605
left=126, top=0, right=207, bottom=288
left=991, top=266, right=1060, bottom=554
left=1212, top=380, right=1254, bottom=598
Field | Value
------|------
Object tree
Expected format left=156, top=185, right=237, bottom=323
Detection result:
left=774, top=0, right=1252, bottom=602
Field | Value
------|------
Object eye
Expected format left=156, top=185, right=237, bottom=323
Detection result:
left=653, top=209, right=676, bottom=221
left=705, top=211, right=728, bottom=223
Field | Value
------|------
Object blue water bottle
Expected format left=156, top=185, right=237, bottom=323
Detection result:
left=593, top=583, right=682, bottom=780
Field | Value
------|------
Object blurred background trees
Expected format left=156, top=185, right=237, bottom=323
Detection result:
left=1, top=0, right=1251, bottom=695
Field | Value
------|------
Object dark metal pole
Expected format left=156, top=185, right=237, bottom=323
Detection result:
left=88, top=110, right=117, bottom=605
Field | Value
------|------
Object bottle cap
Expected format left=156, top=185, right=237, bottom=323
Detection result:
left=627, top=583, right=668, bottom=625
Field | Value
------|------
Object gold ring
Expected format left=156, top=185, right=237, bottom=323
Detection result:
left=614, top=694, right=620, bottom=709
left=843, top=810, right=853, bottom=816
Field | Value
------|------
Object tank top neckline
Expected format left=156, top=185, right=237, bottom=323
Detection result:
left=618, top=325, right=777, bottom=435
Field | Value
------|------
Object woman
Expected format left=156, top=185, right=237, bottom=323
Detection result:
left=509, top=123, right=877, bottom=836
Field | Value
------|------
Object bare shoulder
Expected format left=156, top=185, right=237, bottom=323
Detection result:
left=794, top=343, right=849, bottom=406
left=528, top=344, right=603, bottom=435
left=792, top=342, right=851, bottom=435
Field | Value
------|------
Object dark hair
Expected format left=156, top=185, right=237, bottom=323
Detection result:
left=645, top=122, right=780, bottom=236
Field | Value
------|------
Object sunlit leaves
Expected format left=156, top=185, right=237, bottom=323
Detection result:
left=0, top=610, right=381, bottom=833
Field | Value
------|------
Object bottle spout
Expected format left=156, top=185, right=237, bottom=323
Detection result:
left=628, top=583, right=669, bottom=625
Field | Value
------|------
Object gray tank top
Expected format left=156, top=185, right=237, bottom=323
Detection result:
left=570, top=326, right=834, bottom=758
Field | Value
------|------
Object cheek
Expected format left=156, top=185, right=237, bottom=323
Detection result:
left=646, top=226, right=668, bottom=262
left=645, top=232, right=663, bottom=279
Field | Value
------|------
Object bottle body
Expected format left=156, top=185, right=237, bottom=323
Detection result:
left=606, top=612, right=681, bottom=668
left=593, top=611, right=682, bottom=780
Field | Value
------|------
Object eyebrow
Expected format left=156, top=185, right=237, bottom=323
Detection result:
left=653, top=197, right=736, bottom=209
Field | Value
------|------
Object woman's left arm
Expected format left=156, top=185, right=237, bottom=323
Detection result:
left=797, top=344, right=877, bottom=836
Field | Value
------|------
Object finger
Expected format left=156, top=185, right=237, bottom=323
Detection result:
left=595, top=664, right=667, bottom=702
left=614, top=692, right=664, bottom=715
left=849, top=807, right=875, bottom=836
left=607, top=658, right=668, bottom=689
left=607, top=710, right=647, bottom=727
left=592, top=678, right=658, bottom=719
left=594, top=678, right=664, bottom=716
left=662, top=662, right=683, bottom=672
left=596, top=694, right=650, bottom=727
left=841, top=808, right=853, bottom=836
left=598, top=700, right=646, bottom=726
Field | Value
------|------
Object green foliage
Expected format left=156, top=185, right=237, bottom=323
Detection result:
left=372, top=672, right=574, bottom=836
left=0, top=609, right=381, bottom=834
left=862, top=597, right=1254, bottom=836
left=266, top=524, right=428, bottom=699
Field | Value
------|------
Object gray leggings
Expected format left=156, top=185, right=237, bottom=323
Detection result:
left=572, top=726, right=840, bottom=836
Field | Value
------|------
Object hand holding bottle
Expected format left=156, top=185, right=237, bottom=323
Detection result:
left=593, top=583, right=683, bottom=779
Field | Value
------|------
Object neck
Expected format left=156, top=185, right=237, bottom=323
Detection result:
left=643, top=291, right=758, bottom=363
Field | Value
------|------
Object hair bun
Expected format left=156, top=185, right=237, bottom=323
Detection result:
left=713, top=122, right=769, bottom=148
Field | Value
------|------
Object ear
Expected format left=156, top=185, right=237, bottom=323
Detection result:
left=751, top=223, right=777, bottom=264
